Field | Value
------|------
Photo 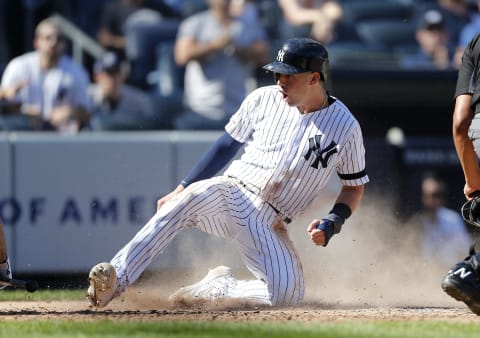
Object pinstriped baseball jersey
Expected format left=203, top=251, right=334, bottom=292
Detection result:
left=224, top=85, right=369, bottom=218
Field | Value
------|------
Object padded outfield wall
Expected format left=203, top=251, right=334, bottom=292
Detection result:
left=0, top=132, right=463, bottom=274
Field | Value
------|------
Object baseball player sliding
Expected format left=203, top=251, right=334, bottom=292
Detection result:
left=87, top=38, right=369, bottom=308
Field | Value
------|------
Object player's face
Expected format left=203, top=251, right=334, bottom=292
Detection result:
left=275, top=72, right=313, bottom=106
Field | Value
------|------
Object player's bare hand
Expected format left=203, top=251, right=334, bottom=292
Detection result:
left=307, top=219, right=327, bottom=247
left=157, top=184, right=185, bottom=211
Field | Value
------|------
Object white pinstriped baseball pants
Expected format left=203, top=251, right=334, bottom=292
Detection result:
left=110, top=176, right=305, bottom=306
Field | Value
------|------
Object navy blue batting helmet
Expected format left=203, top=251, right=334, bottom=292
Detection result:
left=263, top=38, right=329, bottom=82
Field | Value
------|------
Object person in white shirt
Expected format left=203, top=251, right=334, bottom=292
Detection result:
left=173, top=0, right=270, bottom=130
left=410, top=174, right=471, bottom=267
left=0, top=17, right=91, bottom=133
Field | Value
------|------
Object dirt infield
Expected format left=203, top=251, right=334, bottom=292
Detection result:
left=0, top=298, right=477, bottom=323
left=3, top=200, right=478, bottom=323
left=0, top=278, right=478, bottom=323
left=0, top=259, right=478, bottom=323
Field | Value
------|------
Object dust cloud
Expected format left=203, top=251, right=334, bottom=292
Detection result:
left=296, top=195, right=462, bottom=308
left=125, top=192, right=466, bottom=310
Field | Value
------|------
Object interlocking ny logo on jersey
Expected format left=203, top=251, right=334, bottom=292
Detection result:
left=304, top=135, right=338, bottom=169
left=277, top=49, right=285, bottom=62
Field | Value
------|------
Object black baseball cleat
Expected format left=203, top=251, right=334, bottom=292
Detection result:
left=441, top=247, right=480, bottom=315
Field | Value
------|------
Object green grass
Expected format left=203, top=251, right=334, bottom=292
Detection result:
left=0, top=320, right=479, bottom=338
left=0, top=288, right=85, bottom=301
left=0, top=290, right=479, bottom=338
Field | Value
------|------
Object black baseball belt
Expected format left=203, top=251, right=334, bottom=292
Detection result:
left=227, top=175, right=292, bottom=224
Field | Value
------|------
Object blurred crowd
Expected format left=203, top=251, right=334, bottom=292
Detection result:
left=0, top=0, right=479, bottom=133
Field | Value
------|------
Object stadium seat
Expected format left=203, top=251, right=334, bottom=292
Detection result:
left=180, top=0, right=208, bottom=18
left=258, top=0, right=283, bottom=40
left=0, top=115, right=39, bottom=131
left=124, top=17, right=180, bottom=89
left=327, top=41, right=398, bottom=68
left=147, top=41, right=185, bottom=130
left=355, top=19, right=416, bottom=51
left=89, top=114, right=169, bottom=131
left=341, top=0, right=414, bottom=26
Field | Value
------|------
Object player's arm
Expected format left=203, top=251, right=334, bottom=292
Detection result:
left=157, top=132, right=243, bottom=210
left=453, top=94, right=480, bottom=198
left=307, top=184, right=364, bottom=247
left=333, top=184, right=365, bottom=212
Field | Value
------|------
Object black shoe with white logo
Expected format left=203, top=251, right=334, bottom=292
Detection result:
left=442, top=247, right=480, bottom=315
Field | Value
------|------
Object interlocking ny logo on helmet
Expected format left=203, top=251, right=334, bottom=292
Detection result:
left=263, top=38, right=329, bottom=82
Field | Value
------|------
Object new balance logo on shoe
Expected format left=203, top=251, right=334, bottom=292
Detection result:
left=442, top=255, right=480, bottom=316
left=451, top=267, right=473, bottom=279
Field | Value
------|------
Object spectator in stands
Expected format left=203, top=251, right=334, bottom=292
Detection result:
left=277, top=0, right=343, bottom=44
left=173, top=0, right=270, bottom=130
left=453, top=0, right=480, bottom=68
left=97, top=0, right=178, bottom=59
left=399, top=8, right=454, bottom=70
left=435, top=0, right=472, bottom=46
left=88, top=51, right=159, bottom=130
left=407, top=173, right=471, bottom=268
left=0, top=17, right=91, bottom=133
